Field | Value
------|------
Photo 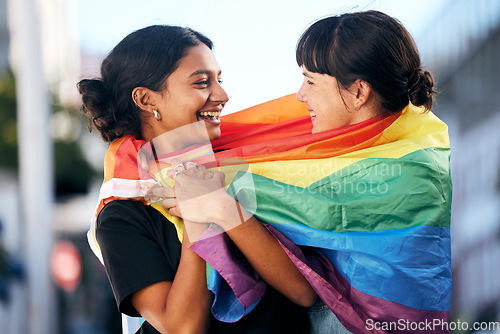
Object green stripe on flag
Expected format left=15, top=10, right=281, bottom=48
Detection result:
left=229, top=147, right=451, bottom=233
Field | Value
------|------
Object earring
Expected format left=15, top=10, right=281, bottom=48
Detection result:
left=153, top=110, right=161, bottom=121
left=133, top=93, right=138, bottom=107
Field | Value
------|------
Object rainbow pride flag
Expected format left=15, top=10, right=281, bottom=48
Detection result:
left=194, top=94, right=452, bottom=333
left=89, top=94, right=452, bottom=334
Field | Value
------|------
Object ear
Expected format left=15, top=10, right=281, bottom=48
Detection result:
left=350, top=79, right=372, bottom=110
left=132, top=87, right=160, bottom=112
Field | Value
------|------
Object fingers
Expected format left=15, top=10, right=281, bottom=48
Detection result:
left=167, top=159, right=213, bottom=181
left=213, top=170, right=226, bottom=184
left=170, top=158, right=186, bottom=173
left=168, top=206, right=182, bottom=218
left=166, top=158, right=185, bottom=186
left=161, top=198, right=177, bottom=209
left=142, top=183, right=179, bottom=215
left=143, top=184, right=174, bottom=202
left=170, top=159, right=198, bottom=172
left=139, top=152, right=150, bottom=172
left=185, top=161, right=198, bottom=169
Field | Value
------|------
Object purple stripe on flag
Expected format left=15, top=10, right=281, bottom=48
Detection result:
left=265, top=224, right=450, bottom=334
left=190, top=225, right=266, bottom=309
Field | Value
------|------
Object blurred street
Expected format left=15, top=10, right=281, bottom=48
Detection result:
left=0, top=0, right=499, bottom=333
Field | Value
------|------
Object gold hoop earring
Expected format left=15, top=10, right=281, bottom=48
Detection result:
left=153, top=110, right=161, bottom=121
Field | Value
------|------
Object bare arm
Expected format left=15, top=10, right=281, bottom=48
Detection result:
left=210, top=194, right=317, bottom=307
left=131, top=225, right=211, bottom=334
left=157, top=159, right=317, bottom=307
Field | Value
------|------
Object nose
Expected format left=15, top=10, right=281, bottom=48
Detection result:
left=296, top=82, right=307, bottom=102
left=211, top=81, right=229, bottom=105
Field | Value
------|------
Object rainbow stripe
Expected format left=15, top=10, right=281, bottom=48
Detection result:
left=89, top=94, right=452, bottom=333
left=194, top=94, right=452, bottom=332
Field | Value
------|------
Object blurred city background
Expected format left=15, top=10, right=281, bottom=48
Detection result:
left=0, top=0, right=499, bottom=333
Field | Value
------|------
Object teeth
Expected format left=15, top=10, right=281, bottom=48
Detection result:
left=199, top=111, right=221, bottom=117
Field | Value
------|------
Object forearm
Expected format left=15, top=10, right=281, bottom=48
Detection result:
left=137, top=225, right=211, bottom=334
left=216, top=196, right=317, bottom=307
left=165, top=226, right=211, bottom=332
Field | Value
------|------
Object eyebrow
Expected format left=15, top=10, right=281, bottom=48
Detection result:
left=189, top=69, right=222, bottom=78
left=302, top=72, right=313, bottom=78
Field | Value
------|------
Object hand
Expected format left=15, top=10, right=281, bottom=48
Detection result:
left=169, top=158, right=252, bottom=232
left=166, top=158, right=233, bottom=224
left=167, top=158, right=226, bottom=219
left=143, top=164, right=211, bottom=243
left=142, top=183, right=176, bottom=208
left=142, top=157, right=215, bottom=211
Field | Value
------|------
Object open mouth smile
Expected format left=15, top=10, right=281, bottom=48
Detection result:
left=197, top=110, right=221, bottom=123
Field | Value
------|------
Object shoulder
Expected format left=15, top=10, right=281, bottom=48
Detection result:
left=99, top=199, right=149, bottom=216
left=97, top=200, right=163, bottom=227
left=96, top=200, right=179, bottom=244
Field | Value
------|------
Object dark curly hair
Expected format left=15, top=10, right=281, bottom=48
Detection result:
left=296, top=10, right=436, bottom=113
left=77, top=25, right=213, bottom=142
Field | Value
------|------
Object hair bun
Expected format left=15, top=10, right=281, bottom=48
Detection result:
left=408, top=70, right=436, bottom=111
left=77, top=79, right=118, bottom=142
left=78, top=79, right=110, bottom=112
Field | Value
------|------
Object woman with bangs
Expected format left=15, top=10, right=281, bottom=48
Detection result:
left=161, top=10, right=450, bottom=334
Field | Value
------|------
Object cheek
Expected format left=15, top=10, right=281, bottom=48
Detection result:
left=188, top=93, right=211, bottom=113
left=170, top=96, right=207, bottom=121
left=314, top=93, right=333, bottom=115
left=317, top=98, right=344, bottom=124
left=172, top=88, right=208, bottom=108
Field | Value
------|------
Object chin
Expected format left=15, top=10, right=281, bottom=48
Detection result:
left=311, top=125, right=321, bottom=134
left=207, top=127, right=221, bottom=141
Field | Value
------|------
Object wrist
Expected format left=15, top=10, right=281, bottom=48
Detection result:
left=212, top=193, right=252, bottom=231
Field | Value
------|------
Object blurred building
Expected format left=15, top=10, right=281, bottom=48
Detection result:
left=418, top=0, right=500, bottom=322
left=0, top=0, right=23, bottom=332
left=0, top=0, right=118, bottom=333
left=39, top=0, right=81, bottom=107
left=0, top=0, right=8, bottom=73
left=2, top=0, right=500, bottom=332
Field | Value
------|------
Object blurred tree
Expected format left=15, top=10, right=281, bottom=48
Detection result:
left=0, top=70, right=18, bottom=169
left=0, top=69, right=97, bottom=197
left=52, top=100, right=96, bottom=196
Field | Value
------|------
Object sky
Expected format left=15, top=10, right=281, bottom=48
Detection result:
left=78, top=0, right=448, bottom=114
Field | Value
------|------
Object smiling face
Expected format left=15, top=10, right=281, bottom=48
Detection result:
left=148, top=43, right=228, bottom=147
left=296, top=66, right=358, bottom=133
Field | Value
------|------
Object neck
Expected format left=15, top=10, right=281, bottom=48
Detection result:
left=355, top=94, right=385, bottom=123
left=142, top=121, right=210, bottom=155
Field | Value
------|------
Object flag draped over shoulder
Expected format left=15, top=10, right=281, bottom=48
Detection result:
left=89, top=94, right=452, bottom=334
left=199, top=94, right=452, bottom=333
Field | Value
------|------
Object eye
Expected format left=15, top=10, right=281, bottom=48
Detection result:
left=195, top=80, right=209, bottom=86
left=218, top=79, right=223, bottom=85
left=307, top=80, right=314, bottom=85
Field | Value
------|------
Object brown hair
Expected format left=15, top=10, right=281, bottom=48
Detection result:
left=296, top=10, right=436, bottom=112
left=77, top=25, right=213, bottom=142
